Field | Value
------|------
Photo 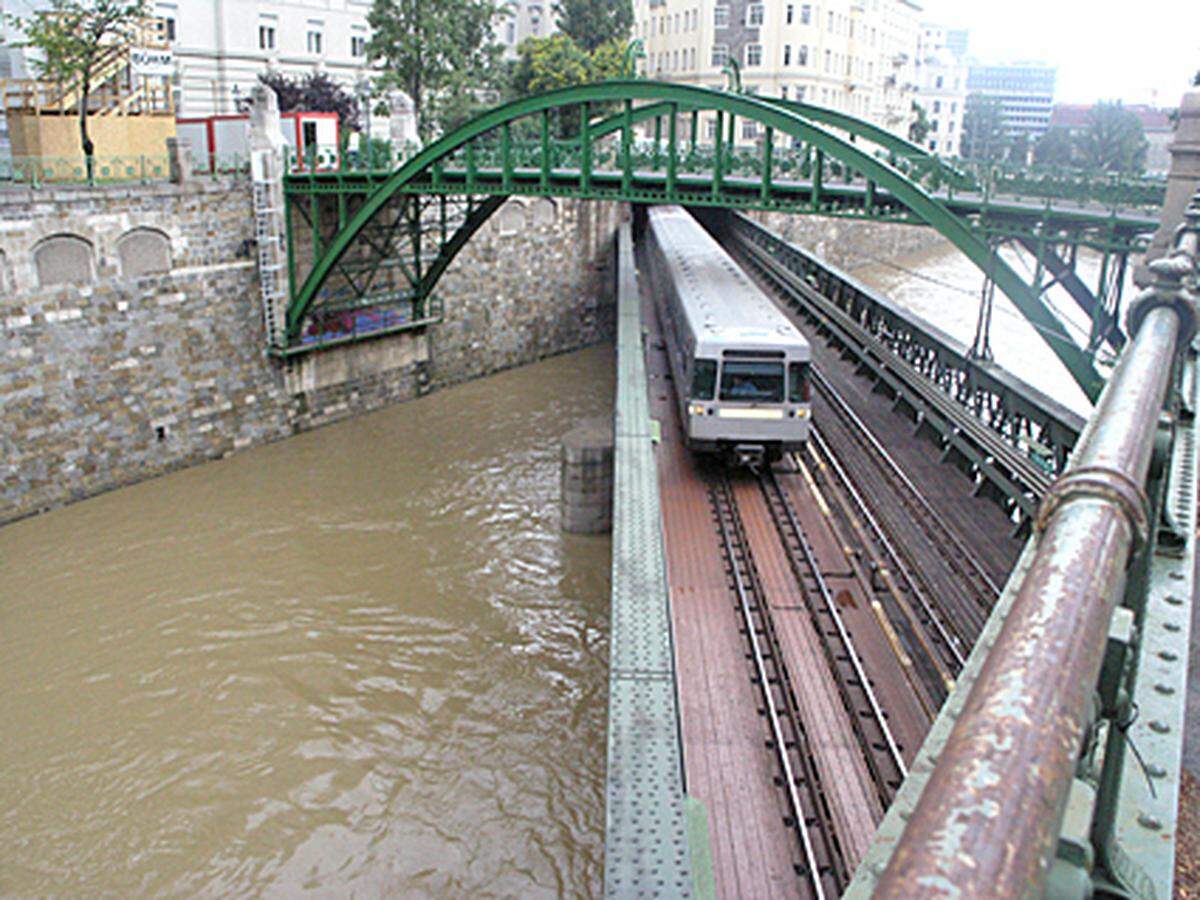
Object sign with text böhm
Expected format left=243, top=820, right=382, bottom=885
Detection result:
left=130, top=47, right=174, bottom=77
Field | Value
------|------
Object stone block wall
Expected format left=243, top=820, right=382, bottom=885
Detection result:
left=0, top=181, right=617, bottom=524
left=747, top=210, right=951, bottom=273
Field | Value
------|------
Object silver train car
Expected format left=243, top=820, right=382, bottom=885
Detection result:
left=645, top=205, right=812, bottom=466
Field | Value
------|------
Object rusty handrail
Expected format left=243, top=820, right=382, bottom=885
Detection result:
left=874, top=191, right=1200, bottom=897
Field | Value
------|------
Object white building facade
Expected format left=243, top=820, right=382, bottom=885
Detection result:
left=633, top=0, right=921, bottom=145
left=494, top=0, right=559, bottom=59
left=1, top=0, right=375, bottom=117
left=913, top=23, right=967, bottom=158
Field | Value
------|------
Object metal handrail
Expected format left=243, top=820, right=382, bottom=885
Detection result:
left=874, top=190, right=1199, bottom=896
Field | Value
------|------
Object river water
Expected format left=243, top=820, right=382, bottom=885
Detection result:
left=0, top=346, right=614, bottom=897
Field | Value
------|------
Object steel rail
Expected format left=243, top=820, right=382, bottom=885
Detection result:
left=812, top=368, right=1000, bottom=630
left=709, top=475, right=841, bottom=897
left=758, top=469, right=910, bottom=799
left=874, top=199, right=1199, bottom=896
left=804, top=427, right=966, bottom=679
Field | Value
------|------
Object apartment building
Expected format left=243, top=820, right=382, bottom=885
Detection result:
left=1, top=0, right=374, bottom=117
left=966, top=61, right=1057, bottom=140
left=913, top=23, right=967, bottom=158
left=495, top=0, right=559, bottom=59
left=633, top=0, right=921, bottom=144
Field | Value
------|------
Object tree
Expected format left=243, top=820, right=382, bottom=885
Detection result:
left=1075, top=101, right=1147, bottom=174
left=1006, top=132, right=1030, bottom=165
left=510, top=35, right=626, bottom=135
left=1033, top=126, right=1075, bottom=168
left=961, top=95, right=1006, bottom=162
left=367, top=0, right=505, bottom=141
left=554, top=0, right=633, bottom=53
left=6, top=0, right=149, bottom=166
left=257, top=71, right=362, bottom=132
left=908, top=101, right=930, bottom=145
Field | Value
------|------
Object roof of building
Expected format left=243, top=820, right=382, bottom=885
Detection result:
left=1050, top=103, right=1174, bottom=132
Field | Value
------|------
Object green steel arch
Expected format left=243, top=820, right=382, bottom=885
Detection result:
left=286, top=81, right=1103, bottom=398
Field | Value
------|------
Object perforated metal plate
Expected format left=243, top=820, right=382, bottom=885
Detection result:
left=604, top=221, right=695, bottom=897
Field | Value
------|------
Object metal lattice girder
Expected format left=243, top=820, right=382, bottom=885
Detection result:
left=284, top=81, right=1117, bottom=397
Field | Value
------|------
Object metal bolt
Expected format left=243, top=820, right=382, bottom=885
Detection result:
left=1150, top=720, right=1171, bottom=733
left=1155, top=683, right=1176, bottom=695
left=1147, top=764, right=1167, bottom=778
left=1160, top=650, right=1179, bottom=661
left=1165, top=622, right=1182, bottom=632
left=1165, top=595, right=1183, bottom=606
left=1138, top=813, right=1162, bottom=830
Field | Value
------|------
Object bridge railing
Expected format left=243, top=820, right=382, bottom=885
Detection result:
left=863, top=190, right=1199, bottom=897
left=953, top=158, right=1168, bottom=212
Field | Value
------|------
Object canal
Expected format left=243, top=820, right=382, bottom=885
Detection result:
left=1, top=346, right=614, bottom=896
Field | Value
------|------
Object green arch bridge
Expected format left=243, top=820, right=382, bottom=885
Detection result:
left=279, top=80, right=1160, bottom=401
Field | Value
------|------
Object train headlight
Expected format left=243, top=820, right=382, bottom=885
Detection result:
left=797, top=408, right=810, bottom=418
left=689, top=403, right=705, bottom=416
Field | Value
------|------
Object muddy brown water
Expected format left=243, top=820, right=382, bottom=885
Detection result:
left=0, top=345, right=614, bottom=897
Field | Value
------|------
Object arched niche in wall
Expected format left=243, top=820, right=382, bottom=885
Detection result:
left=495, top=200, right=528, bottom=236
left=529, top=197, right=557, bottom=228
left=117, top=227, right=172, bottom=278
left=34, top=234, right=95, bottom=287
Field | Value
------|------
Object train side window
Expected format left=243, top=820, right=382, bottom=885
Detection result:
left=789, top=362, right=811, bottom=402
left=691, top=358, right=717, bottom=399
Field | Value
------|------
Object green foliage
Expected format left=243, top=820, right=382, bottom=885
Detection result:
left=1033, top=126, right=1075, bottom=168
left=908, top=101, right=930, bottom=144
left=961, top=95, right=1006, bottom=162
left=1006, top=132, right=1030, bottom=165
left=257, top=71, right=363, bottom=131
left=510, top=35, right=626, bottom=136
left=367, top=0, right=505, bottom=141
left=553, top=0, right=632, bottom=52
left=1075, top=101, right=1147, bottom=174
left=6, top=0, right=150, bottom=158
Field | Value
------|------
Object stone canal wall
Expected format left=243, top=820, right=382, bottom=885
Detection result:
left=747, top=210, right=951, bottom=273
left=0, top=182, right=617, bottom=524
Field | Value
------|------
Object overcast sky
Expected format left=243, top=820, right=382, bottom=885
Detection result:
left=917, top=0, right=1199, bottom=107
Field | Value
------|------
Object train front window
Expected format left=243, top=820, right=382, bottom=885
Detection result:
left=789, top=362, right=811, bottom=403
left=691, top=358, right=717, bottom=400
left=719, top=360, right=784, bottom=402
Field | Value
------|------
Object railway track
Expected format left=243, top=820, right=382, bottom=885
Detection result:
left=709, top=474, right=849, bottom=898
left=755, top=468, right=910, bottom=805
left=811, top=368, right=1000, bottom=644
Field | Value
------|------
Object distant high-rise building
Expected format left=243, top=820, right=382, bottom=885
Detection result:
left=945, top=29, right=968, bottom=59
left=966, top=62, right=1057, bottom=139
left=914, top=23, right=967, bottom=157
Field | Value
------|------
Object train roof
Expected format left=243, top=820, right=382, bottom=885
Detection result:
left=648, top=206, right=809, bottom=355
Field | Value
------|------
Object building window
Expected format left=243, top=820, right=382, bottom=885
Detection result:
left=781, top=85, right=788, bottom=99
left=933, top=100, right=941, bottom=113
left=800, top=3, right=811, bottom=24
left=162, top=16, right=176, bottom=41
left=931, top=119, right=939, bottom=132
left=351, top=34, right=367, bottom=57
left=742, top=119, right=758, bottom=139
left=745, top=43, right=762, bottom=66
left=796, top=45, right=807, bottom=66
left=306, top=29, right=323, bottom=54
left=506, top=20, right=515, bottom=43
left=795, top=85, right=805, bottom=100
left=930, top=139, right=938, bottom=150
left=936, top=75, right=943, bottom=89
left=783, top=44, right=791, bottom=65
left=706, top=119, right=718, bottom=139
left=711, top=43, right=728, bottom=66
left=824, top=49, right=830, bottom=72
left=714, top=5, right=729, bottom=27
left=827, top=10, right=834, bottom=30
left=258, top=24, right=276, bottom=50
left=746, top=3, right=764, bottom=26
left=673, top=49, right=679, bottom=70
left=786, top=4, right=794, bottom=23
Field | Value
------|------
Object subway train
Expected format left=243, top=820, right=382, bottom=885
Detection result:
left=644, top=205, right=813, bottom=467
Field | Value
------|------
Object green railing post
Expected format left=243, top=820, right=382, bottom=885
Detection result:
left=466, top=141, right=477, bottom=192
left=712, top=109, right=724, bottom=199
left=621, top=98, right=633, bottom=193
left=666, top=104, right=678, bottom=197
left=540, top=108, right=550, bottom=189
left=761, top=126, right=773, bottom=202
left=653, top=114, right=662, bottom=170
left=689, top=109, right=699, bottom=156
left=812, top=148, right=823, bottom=210
left=580, top=101, right=592, bottom=192
left=502, top=122, right=512, bottom=192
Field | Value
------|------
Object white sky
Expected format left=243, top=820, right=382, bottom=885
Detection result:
left=917, top=0, right=1199, bottom=107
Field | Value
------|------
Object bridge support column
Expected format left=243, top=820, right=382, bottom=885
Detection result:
left=561, top=416, right=614, bottom=533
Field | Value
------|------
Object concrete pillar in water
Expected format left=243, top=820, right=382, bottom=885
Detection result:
left=561, top=416, right=614, bottom=533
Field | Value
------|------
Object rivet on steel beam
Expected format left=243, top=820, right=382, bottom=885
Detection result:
left=1147, top=764, right=1167, bottom=778
left=1165, top=622, right=1182, bottom=632
left=1165, top=594, right=1183, bottom=605
left=1149, top=720, right=1171, bottom=734
left=1169, top=572, right=1184, bottom=581
left=1154, top=683, right=1176, bottom=695
left=1138, top=813, right=1163, bottom=830
left=1159, top=650, right=1179, bottom=661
